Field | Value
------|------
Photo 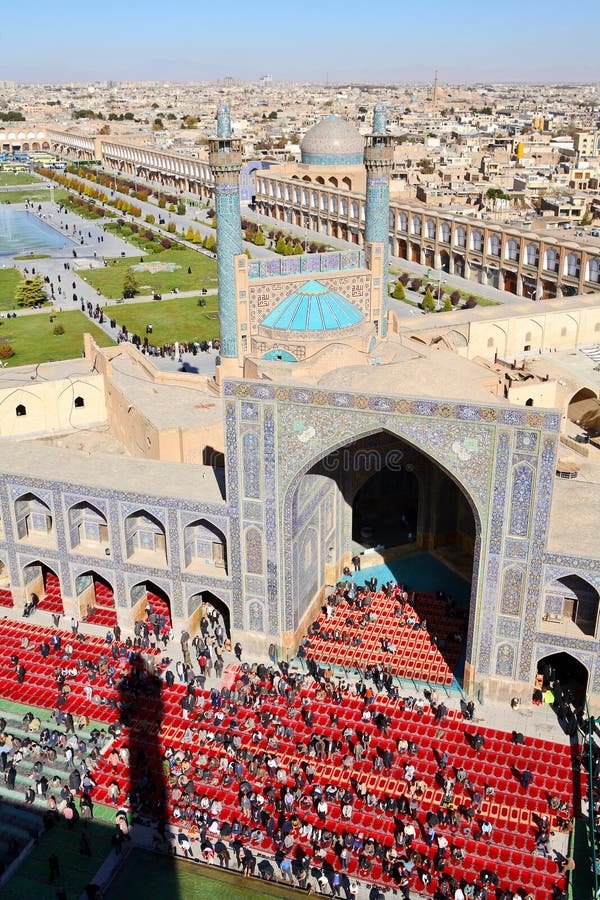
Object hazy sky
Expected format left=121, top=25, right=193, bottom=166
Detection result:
left=1, top=0, right=599, bottom=84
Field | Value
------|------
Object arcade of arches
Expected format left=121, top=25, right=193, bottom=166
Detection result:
left=291, top=431, right=476, bottom=635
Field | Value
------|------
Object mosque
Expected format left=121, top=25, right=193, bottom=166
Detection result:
left=1, top=105, right=600, bottom=710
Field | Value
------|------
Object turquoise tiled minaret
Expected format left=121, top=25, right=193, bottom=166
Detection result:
left=208, top=104, right=243, bottom=359
left=364, top=103, right=394, bottom=337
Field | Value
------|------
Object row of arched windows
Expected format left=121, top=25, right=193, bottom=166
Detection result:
left=5, top=494, right=229, bottom=573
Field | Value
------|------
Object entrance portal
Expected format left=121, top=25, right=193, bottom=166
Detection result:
left=131, top=581, right=172, bottom=631
left=537, top=652, right=588, bottom=728
left=537, top=653, right=588, bottom=713
left=291, top=430, right=478, bottom=682
left=188, top=590, right=230, bottom=639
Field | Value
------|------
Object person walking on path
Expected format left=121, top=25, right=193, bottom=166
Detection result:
left=234, top=642, right=243, bottom=661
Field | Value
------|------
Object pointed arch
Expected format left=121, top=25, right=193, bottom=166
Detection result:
left=183, top=518, right=227, bottom=572
left=543, top=573, right=599, bottom=638
left=68, top=501, right=109, bottom=551
left=131, top=580, right=172, bottom=629
left=76, top=570, right=116, bottom=625
left=187, top=589, right=230, bottom=638
left=124, top=509, right=167, bottom=564
left=282, top=425, right=483, bottom=684
left=15, top=492, right=53, bottom=541
left=22, top=560, right=62, bottom=615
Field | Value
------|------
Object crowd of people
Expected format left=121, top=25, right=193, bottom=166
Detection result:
left=0, top=585, right=577, bottom=900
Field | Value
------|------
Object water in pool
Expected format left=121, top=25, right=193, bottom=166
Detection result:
left=0, top=207, right=77, bottom=255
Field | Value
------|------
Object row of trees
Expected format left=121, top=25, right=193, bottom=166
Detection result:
left=391, top=274, right=478, bottom=313
left=35, top=167, right=108, bottom=205
left=69, top=165, right=180, bottom=210
left=0, top=110, right=25, bottom=122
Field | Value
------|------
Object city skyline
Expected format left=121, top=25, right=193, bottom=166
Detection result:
left=1, top=0, right=599, bottom=84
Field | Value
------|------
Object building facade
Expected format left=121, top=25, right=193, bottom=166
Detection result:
left=1, top=107, right=600, bottom=711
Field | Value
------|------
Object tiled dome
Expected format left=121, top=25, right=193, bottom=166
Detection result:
left=261, top=279, right=364, bottom=332
left=300, top=115, right=364, bottom=166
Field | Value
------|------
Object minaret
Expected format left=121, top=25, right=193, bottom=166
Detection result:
left=364, top=103, right=394, bottom=338
left=208, top=104, right=243, bottom=368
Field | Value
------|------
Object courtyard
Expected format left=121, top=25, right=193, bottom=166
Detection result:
left=79, top=248, right=218, bottom=299
left=0, top=309, right=114, bottom=366
left=103, top=294, right=220, bottom=346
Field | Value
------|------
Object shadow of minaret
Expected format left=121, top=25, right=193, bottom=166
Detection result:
left=95, top=653, right=179, bottom=896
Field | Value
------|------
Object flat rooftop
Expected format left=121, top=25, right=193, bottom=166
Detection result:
left=547, top=475, right=600, bottom=559
left=108, top=354, right=224, bottom=431
left=317, top=337, right=504, bottom=404
left=0, top=358, right=95, bottom=387
left=0, top=440, right=226, bottom=504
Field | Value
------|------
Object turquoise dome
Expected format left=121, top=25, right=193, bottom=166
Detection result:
left=261, top=279, right=364, bottom=332
left=300, top=115, right=364, bottom=166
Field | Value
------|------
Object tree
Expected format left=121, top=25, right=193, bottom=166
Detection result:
left=421, top=288, right=436, bottom=312
left=185, top=225, right=195, bottom=241
left=465, top=295, right=478, bottom=309
left=392, top=281, right=406, bottom=300
left=122, top=270, right=139, bottom=299
left=203, top=233, right=216, bottom=252
left=145, top=213, right=156, bottom=224
left=177, top=202, right=186, bottom=216
left=442, top=296, right=453, bottom=312
left=450, top=290, right=461, bottom=306
left=15, top=275, right=46, bottom=307
left=0, top=110, right=25, bottom=122
left=275, top=236, right=287, bottom=255
left=254, top=229, right=266, bottom=246
left=99, top=124, right=110, bottom=135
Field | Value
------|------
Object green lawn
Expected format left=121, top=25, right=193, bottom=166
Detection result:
left=0, top=172, right=42, bottom=186
left=105, top=295, right=220, bottom=345
left=2, top=813, right=115, bottom=900
left=0, top=309, right=115, bottom=366
left=81, top=248, right=218, bottom=299
left=0, top=268, right=22, bottom=310
left=0, top=188, right=68, bottom=205
left=108, top=848, right=297, bottom=900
